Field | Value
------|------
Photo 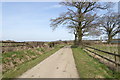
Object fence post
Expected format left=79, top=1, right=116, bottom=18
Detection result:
left=114, top=52, right=119, bottom=72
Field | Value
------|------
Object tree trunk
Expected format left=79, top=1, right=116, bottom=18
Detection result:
left=77, top=9, right=83, bottom=46
left=77, top=31, right=82, bottom=46
left=74, top=33, right=78, bottom=45
left=76, top=26, right=82, bottom=46
left=108, top=35, right=112, bottom=44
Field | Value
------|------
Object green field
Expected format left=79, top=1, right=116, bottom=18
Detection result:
left=71, top=46, right=120, bottom=78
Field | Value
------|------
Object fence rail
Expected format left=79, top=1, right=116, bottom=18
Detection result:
left=1, top=42, right=26, bottom=43
left=84, top=45, right=120, bottom=57
left=1, top=45, right=26, bottom=47
left=83, top=45, right=120, bottom=67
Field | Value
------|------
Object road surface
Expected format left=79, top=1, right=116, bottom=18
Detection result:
left=19, top=46, right=79, bottom=78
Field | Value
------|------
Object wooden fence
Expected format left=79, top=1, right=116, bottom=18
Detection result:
left=83, top=45, right=120, bottom=71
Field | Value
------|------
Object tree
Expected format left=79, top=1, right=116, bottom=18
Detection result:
left=67, top=14, right=101, bottom=45
left=50, top=1, right=110, bottom=46
left=98, top=12, right=120, bottom=43
left=67, top=22, right=78, bottom=45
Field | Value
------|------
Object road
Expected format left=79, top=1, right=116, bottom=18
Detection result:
left=19, top=46, right=79, bottom=78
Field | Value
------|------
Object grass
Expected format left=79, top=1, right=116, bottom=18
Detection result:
left=92, top=44, right=119, bottom=54
left=3, top=46, right=62, bottom=78
left=89, top=44, right=120, bottom=61
left=71, top=46, right=120, bottom=78
left=36, top=48, right=45, bottom=52
left=2, top=50, right=40, bottom=67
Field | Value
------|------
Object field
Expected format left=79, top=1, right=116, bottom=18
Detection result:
left=86, top=44, right=120, bottom=62
left=72, top=46, right=120, bottom=78
left=81, top=42, right=120, bottom=75
left=92, top=44, right=119, bottom=54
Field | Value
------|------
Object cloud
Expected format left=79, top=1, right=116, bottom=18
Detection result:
left=51, top=5, right=62, bottom=8
left=44, top=4, right=62, bottom=9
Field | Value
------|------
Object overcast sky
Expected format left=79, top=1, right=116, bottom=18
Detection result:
left=1, top=2, right=118, bottom=41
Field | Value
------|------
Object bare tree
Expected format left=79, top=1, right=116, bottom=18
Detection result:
left=68, top=14, right=101, bottom=45
left=99, top=12, right=120, bottom=43
left=50, top=1, right=110, bottom=46
left=66, top=22, right=78, bottom=45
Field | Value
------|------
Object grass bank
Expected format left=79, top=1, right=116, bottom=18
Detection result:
left=3, top=45, right=63, bottom=78
left=71, top=46, right=120, bottom=78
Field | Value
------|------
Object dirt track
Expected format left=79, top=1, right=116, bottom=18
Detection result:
left=19, top=46, right=79, bottom=78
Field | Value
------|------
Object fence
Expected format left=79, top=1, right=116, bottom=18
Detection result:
left=1, top=42, right=26, bottom=48
left=83, top=45, right=120, bottom=72
left=1, top=41, right=58, bottom=53
left=0, top=41, right=26, bottom=43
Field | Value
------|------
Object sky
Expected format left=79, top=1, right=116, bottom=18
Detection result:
left=2, top=2, right=74, bottom=41
left=1, top=2, right=119, bottom=41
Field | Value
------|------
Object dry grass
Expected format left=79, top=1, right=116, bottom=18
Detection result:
left=92, top=44, right=119, bottom=54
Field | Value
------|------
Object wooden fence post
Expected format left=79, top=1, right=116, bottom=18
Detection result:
left=114, top=52, right=119, bottom=72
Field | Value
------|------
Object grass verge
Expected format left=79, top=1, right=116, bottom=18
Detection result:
left=3, top=46, right=62, bottom=78
left=71, top=46, right=120, bottom=78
